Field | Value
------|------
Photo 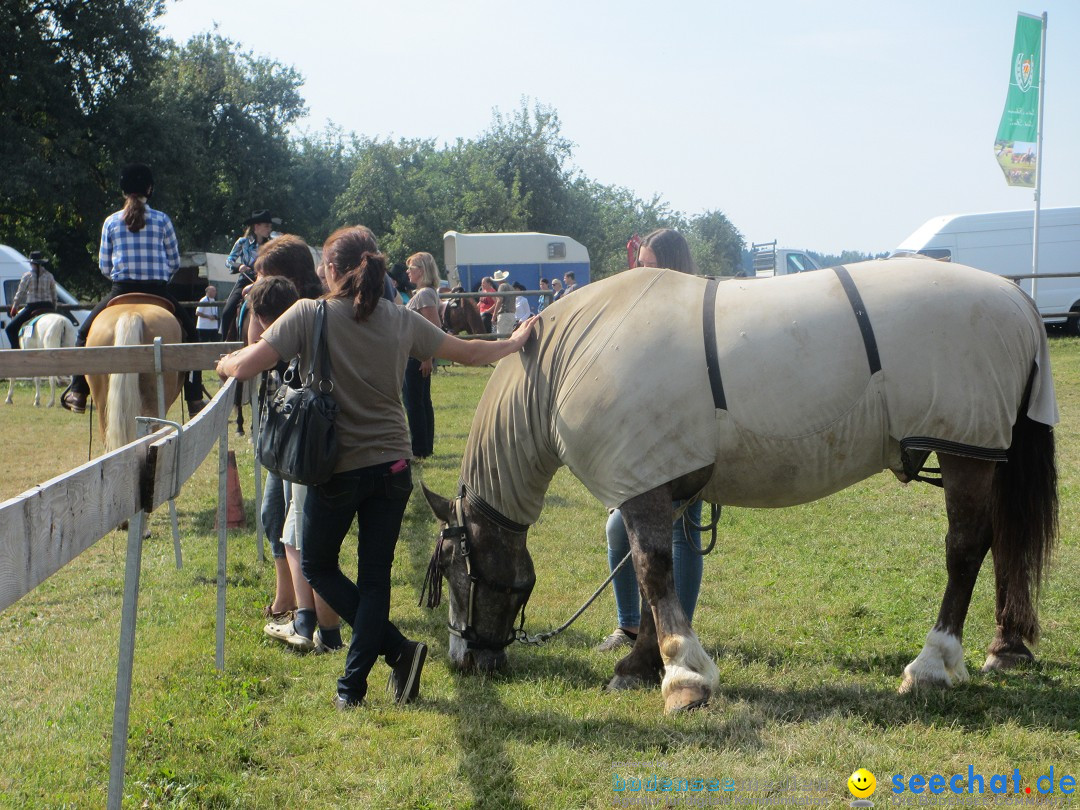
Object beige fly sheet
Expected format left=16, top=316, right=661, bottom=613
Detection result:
left=462, top=258, right=1057, bottom=526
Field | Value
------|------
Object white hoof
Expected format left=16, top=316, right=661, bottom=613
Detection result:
left=900, top=629, right=966, bottom=693
left=659, top=632, right=718, bottom=713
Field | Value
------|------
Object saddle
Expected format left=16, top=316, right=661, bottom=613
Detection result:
left=105, top=293, right=176, bottom=314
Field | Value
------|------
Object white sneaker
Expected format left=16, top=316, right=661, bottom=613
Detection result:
left=264, top=620, right=296, bottom=642
left=594, top=628, right=636, bottom=652
left=285, top=628, right=316, bottom=652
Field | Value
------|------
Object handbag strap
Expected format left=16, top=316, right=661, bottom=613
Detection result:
left=312, top=300, right=334, bottom=392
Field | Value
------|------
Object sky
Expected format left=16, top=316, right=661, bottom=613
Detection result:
left=157, top=0, right=1079, bottom=255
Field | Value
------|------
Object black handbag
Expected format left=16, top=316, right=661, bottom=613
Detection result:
left=257, top=300, right=339, bottom=485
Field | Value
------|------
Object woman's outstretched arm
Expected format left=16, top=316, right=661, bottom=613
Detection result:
left=435, top=315, right=538, bottom=366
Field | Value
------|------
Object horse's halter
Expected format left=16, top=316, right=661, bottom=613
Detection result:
left=420, top=485, right=535, bottom=651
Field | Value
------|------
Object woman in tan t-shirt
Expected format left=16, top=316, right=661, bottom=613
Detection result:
left=217, top=225, right=537, bottom=710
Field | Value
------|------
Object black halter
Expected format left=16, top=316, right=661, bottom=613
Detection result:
left=419, top=485, right=534, bottom=651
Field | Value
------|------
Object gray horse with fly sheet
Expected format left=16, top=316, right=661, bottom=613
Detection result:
left=422, top=257, right=1058, bottom=714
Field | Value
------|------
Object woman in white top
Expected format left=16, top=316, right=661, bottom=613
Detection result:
left=217, top=225, right=536, bottom=709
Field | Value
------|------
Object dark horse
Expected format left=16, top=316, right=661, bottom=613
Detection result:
left=422, top=259, right=1058, bottom=714
left=440, top=287, right=486, bottom=336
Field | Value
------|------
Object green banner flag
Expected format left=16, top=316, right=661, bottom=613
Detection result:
left=994, top=13, right=1043, bottom=187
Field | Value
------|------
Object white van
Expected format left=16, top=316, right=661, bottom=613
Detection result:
left=0, top=245, right=90, bottom=349
left=892, top=207, right=1080, bottom=331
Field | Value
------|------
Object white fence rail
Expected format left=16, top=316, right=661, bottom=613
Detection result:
left=0, top=342, right=248, bottom=810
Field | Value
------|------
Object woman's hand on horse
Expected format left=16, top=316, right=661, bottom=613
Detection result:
left=510, top=315, right=539, bottom=346
left=421, top=358, right=434, bottom=377
left=436, top=314, right=538, bottom=367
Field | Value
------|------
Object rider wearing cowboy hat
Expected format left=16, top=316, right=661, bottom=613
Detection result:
left=219, top=209, right=277, bottom=340
left=5, top=250, right=65, bottom=349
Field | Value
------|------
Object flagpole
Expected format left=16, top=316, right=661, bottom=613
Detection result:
left=1031, top=11, right=1047, bottom=301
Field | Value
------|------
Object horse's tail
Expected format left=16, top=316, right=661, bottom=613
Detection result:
left=105, top=313, right=144, bottom=451
left=41, top=314, right=75, bottom=350
left=991, top=412, right=1058, bottom=643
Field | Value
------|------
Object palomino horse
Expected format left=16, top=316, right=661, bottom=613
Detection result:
left=86, top=295, right=183, bottom=452
left=5, top=313, right=77, bottom=407
left=440, top=287, right=487, bottom=336
left=422, top=258, right=1058, bottom=714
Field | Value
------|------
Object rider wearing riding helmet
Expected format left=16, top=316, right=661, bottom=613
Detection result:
left=61, top=163, right=206, bottom=415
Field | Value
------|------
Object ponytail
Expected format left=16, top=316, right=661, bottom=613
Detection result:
left=323, top=226, right=387, bottom=321
left=122, top=194, right=147, bottom=232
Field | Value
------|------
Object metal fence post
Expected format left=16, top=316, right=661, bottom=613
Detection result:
left=153, top=337, right=183, bottom=569
left=106, top=424, right=151, bottom=810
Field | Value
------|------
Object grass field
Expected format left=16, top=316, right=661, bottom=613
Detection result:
left=1, top=340, right=1079, bottom=809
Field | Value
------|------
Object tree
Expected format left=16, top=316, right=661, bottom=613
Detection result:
left=477, top=100, right=574, bottom=236
left=0, top=0, right=168, bottom=294
left=688, top=210, right=744, bottom=276
left=145, top=34, right=307, bottom=253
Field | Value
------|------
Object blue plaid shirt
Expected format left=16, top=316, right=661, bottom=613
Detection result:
left=98, top=206, right=180, bottom=282
left=226, top=235, right=260, bottom=272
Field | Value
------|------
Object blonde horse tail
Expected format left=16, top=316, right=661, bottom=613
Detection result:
left=106, top=313, right=144, bottom=451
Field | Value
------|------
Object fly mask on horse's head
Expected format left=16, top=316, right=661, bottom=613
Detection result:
left=421, top=483, right=535, bottom=672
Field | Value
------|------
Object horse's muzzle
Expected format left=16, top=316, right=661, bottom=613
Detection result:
left=448, top=635, right=508, bottom=673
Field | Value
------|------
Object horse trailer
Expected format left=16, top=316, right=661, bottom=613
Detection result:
left=892, top=207, right=1080, bottom=331
left=0, top=245, right=90, bottom=349
left=443, top=231, right=590, bottom=308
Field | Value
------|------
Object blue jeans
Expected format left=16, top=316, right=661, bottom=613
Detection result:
left=260, top=471, right=289, bottom=560
left=301, top=461, right=413, bottom=703
left=606, top=500, right=703, bottom=628
left=402, top=357, right=434, bottom=458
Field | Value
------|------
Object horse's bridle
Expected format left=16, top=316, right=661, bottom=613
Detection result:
left=420, top=484, right=534, bottom=651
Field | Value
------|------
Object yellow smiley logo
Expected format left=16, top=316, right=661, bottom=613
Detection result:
left=848, top=768, right=876, bottom=799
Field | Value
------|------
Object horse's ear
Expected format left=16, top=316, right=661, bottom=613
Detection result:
left=422, top=483, right=452, bottom=523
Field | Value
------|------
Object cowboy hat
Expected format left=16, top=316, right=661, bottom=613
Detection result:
left=244, top=209, right=274, bottom=225
left=492, top=270, right=509, bottom=282
left=27, top=250, right=50, bottom=266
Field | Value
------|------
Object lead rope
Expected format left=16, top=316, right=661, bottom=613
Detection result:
left=516, top=550, right=634, bottom=646
left=518, top=500, right=721, bottom=645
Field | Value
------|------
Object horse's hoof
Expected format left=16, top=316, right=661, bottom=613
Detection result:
left=663, top=683, right=710, bottom=714
left=898, top=673, right=950, bottom=694
left=606, top=673, right=656, bottom=691
left=981, top=650, right=1034, bottom=673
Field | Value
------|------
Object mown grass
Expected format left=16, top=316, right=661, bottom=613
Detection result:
left=1, top=340, right=1079, bottom=809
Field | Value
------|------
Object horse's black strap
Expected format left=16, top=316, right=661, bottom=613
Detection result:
left=832, top=265, right=882, bottom=376
left=702, top=278, right=726, bottom=410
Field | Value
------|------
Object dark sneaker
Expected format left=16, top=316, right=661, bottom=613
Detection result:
left=61, top=390, right=87, bottom=414
left=387, top=640, right=427, bottom=705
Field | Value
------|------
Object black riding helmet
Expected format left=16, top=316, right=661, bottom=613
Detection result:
left=120, top=163, right=154, bottom=198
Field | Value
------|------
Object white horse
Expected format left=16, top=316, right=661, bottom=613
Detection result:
left=5, top=313, right=77, bottom=407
